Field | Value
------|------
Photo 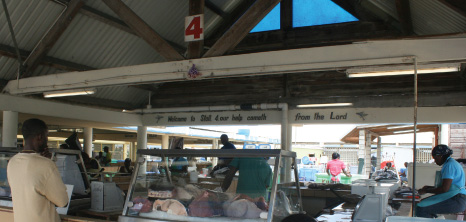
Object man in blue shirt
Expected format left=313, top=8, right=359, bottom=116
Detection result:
left=218, top=134, right=236, bottom=167
left=416, top=145, right=466, bottom=218
left=399, top=162, right=408, bottom=182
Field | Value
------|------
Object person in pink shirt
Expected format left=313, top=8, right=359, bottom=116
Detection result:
left=326, top=152, right=351, bottom=183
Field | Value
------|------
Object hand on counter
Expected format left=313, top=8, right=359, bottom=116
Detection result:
left=418, top=185, right=435, bottom=195
left=213, top=187, right=223, bottom=192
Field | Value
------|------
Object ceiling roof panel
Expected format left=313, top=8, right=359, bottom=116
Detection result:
left=0, top=0, right=62, bottom=50
left=370, top=0, right=466, bottom=35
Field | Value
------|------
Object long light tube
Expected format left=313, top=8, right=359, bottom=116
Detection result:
left=393, top=129, right=419, bottom=134
left=43, top=88, right=96, bottom=98
left=387, top=125, right=414, bottom=130
left=347, top=63, right=460, bottom=78
left=297, top=103, right=353, bottom=108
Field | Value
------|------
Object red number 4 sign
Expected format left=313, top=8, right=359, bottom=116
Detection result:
left=185, top=14, right=204, bottom=42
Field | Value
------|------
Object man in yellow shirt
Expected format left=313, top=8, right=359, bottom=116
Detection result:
left=7, top=118, right=68, bottom=222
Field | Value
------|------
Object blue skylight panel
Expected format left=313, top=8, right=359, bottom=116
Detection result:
left=249, top=0, right=358, bottom=33
left=293, top=0, right=358, bottom=28
left=250, top=3, right=281, bottom=33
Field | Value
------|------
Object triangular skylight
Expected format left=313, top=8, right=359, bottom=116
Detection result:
left=293, top=0, right=358, bottom=27
left=250, top=3, right=281, bottom=33
left=250, top=0, right=358, bottom=33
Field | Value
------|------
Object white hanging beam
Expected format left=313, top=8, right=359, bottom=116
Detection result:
left=3, top=37, right=466, bottom=95
left=0, top=94, right=142, bottom=126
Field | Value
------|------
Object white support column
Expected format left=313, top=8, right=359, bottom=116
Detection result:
left=162, top=135, right=169, bottom=149
left=281, top=106, right=290, bottom=150
left=123, top=143, right=128, bottom=160
left=131, top=142, right=136, bottom=161
left=377, top=137, right=382, bottom=170
left=212, top=139, right=218, bottom=166
left=280, top=104, right=292, bottom=182
left=358, top=129, right=372, bottom=175
left=83, top=127, right=93, bottom=156
left=358, top=129, right=365, bottom=158
left=137, top=126, right=148, bottom=175
left=364, top=131, right=372, bottom=176
left=2, top=111, right=18, bottom=147
left=440, top=124, right=450, bottom=146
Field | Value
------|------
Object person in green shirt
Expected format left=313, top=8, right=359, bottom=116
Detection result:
left=221, top=157, right=272, bottom=198
left=101, top=146, right=112, bottom=166
left=170, top=147, right=188, bottom=174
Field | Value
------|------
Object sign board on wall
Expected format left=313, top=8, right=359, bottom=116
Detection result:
left=143, top=110, right=281, bottom=126
left=185, top=14, right=204, bottom=42
left=142, top=107, right=466, bottom=127
left=290, top=107, right=466, bottom=124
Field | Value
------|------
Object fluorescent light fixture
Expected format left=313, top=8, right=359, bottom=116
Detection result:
left=44, top=88, right=96, bottom=98
left=297, top=103, right=353, bottom=108
left=387, top=125, right=414, bottom=130
left=393, top=129, right=419, bottom=134
left=347, top=63, right=460, bottom=78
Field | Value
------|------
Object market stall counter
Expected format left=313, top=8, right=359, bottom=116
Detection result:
left=119, top=149, right=304, bottom=222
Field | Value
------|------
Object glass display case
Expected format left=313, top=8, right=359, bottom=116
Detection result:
left=119, top=149, right=303, bottom=222
left=0, top=147, right=91, bottom=212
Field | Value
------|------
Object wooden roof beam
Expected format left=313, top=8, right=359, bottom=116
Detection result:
left=440, top=0, right=466, bottom=18
left=205, top=0, right=229, bottom=19
left=203, top=0, right=281, bottom=58
left=395, top=0, right=414, bottom=35
left=50, top=1, right=186, bottom=54
left=331, top=0, right=360, bottom=20
left=81, top=6, right=186, bottom=55
left=22, top=0, right=84, bottom=77
left=280, top=0, right=292, bottom=31
left=0, top=79, right=8, bottom=91
left=102, top=0, right=185, bottom=61
left=187, top=0, right=205, bottom=59
left=80, top=4, right=135, bottom=34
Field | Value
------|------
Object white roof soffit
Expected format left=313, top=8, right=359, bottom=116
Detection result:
left=4, top=37, right=466, bottom=95
left=0, top=94, right=142, bottom=126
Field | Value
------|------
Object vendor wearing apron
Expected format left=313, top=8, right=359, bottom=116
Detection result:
left=326, top=152, right=351, bottom=183
left=416, top=145, right=466, bottom=218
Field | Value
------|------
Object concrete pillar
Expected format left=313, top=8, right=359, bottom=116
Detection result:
left=2, top=111, right=18, bottom=147
left=212, top=139, right=218, bottom=166
left=280, top=104, right=292, bottom=182
left=364, top=131, right=372, bottom=176
left=358, top=129, right=372, bottom=175
left=440, top=124, right=450, bottom=146
left=358, top=130, right=365, bottom=158
left=162, top=135, right=169, bottom=149
left=131, top=142, right=136, bottom=160
left=137, top=126, right=148, bottom=174
left=123, top=143, right=128, bottom=160
left=377, top=137, right=382, bottom=170
left=281, top=105, right=289, bottom=151
left=83, top=127, right=93, bottom=156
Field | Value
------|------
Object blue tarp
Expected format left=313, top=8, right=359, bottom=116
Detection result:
left=298, top=168, right=319, bottom=181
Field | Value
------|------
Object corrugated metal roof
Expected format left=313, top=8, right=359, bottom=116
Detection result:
left=0, top=0, right=63, bottom=79
left=90, top=85, right=150, bottom=108
left=0, top=0, right=62, bottom=50
left=0, top=0, right=229, bottom=108
left=410, top=0, right=466, bottom=35
left=49, top=13, right=163, bottom=69
left=1, top=0, right=464, bottom=110
left=369, top=0, right=466, bottom=35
